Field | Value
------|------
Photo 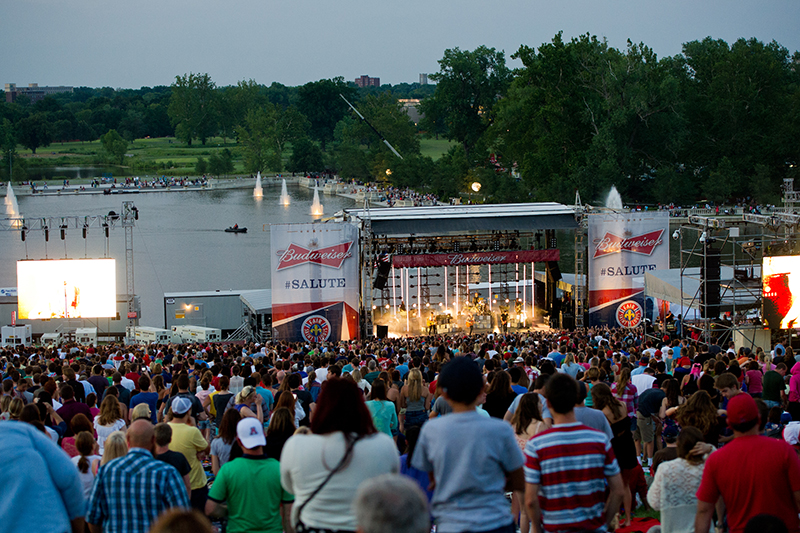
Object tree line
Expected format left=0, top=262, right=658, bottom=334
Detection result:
left=1, top=33, right=798, bottom=205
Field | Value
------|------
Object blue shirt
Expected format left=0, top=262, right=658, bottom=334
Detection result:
left=0, top=422, right=86, bottom=533
left=413, top=410, right=524, bottom=533
left=87, top=448, right=190, bottom=533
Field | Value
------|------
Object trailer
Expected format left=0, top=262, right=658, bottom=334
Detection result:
left=40, top=332, right=63, bottom=346
left=75, top=327, right=98, bottom=346
left=127, top=326, right=172, bottom=345
left=171, top=325, right=222, bottom=343
left=2, top=325, right=32, bottom=347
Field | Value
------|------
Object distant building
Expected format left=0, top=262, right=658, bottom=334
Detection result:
left=355, top=75, right=380, bottom=88
left=398, top=99, right=422, bottom=125
left=4, top=83, right=73, bottom=104
left=419, top=73, right=428, bottom=85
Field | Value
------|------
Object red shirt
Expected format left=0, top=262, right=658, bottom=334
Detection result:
left=697, top=434, right=800, bottom=533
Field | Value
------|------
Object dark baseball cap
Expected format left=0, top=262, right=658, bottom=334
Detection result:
left=438, top=356, right=484, bottom=404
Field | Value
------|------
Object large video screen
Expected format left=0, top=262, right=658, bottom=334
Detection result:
left=17, top=259, right=116, bottom=319
left=763, top=255, right=800, bottom=329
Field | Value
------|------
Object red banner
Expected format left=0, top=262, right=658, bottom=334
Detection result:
left=392, top=249, right=559, bottom=268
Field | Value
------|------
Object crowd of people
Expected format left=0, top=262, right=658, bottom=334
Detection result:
left=2, top=326, right=800, bottom=533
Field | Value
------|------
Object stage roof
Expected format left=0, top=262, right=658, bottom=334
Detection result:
left=337, top=202, right=578, bottom=236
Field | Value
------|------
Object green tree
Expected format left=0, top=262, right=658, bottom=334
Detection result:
left=333, top=93, right=420, bottom=181
left=16, top=113, right=52, bottom=154
left=703, top=157, right=737, bottom=203
left=0, top=118, right=18, bottom=181
left=168, top=72, right=219, bottom=145
left=268, top=104, right=309, bottom=172
left=681, top=37, right=796, bottom=198
left=207, top=149, right=234, bottom=177
left=288, top=137, right=325, bottom=173
left=421, top=46, right=513, bottom=160
left=297, top=77, right=356, bottom=149
left=101, top=129, right=128, bottom=164
left=490, top=33, right=686, bottom=204
left=238, top=107, right=273, bottom=173
left=195, top=157, right=208, bottom=175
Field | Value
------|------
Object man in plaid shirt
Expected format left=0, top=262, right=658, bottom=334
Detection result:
left=87, top=419, right=189, bottom=533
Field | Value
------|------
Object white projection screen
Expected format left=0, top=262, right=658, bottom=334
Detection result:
left=17, top=259, right=116, bottom=319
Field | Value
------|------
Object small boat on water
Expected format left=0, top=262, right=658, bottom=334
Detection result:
left=225, top=226, right=247, bottom=233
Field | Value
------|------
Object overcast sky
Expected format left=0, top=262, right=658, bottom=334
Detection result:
left=2, top=0, right=799, bottom=90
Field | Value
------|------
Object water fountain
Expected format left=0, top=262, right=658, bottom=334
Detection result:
left=5, top=182, right=20, bottom=219
left=279, top=179, right=291, bottom=206
left=253, top=171, right=263, bottom=198
left=605, top=185, right=623, bottom=210
left=310, top=187, right=324, bottom=216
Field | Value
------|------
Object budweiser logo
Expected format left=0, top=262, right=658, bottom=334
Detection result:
left=593, top=229, right=664, bottom=258
left=448, top=253, right=508, bottom=265
left=277, top=241, right=354, bottom=270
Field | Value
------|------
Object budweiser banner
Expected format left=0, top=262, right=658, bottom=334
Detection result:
left=271, top=223, right=360, bottom=342
left=588, top=212, right=669, bottom=328
left=392, top=249, right=560, bottom=269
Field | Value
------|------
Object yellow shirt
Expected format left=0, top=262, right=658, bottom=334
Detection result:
left=168, top=422, right=208, bottom=490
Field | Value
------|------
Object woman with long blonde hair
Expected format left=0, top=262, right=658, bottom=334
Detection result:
left=100, top=430, right=128, bottom=466
left=94, top=395, right=126, bottom=455
left=233, top=385, right=264, bottom=423
left=401, top=369, right=431, bottom=428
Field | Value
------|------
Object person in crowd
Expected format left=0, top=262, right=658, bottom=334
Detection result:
left=591, top=382, right=638, bottom=527
left=206, top=417, right=294, bottom=533
left=87, top=419, right=190, bottom=533
left=413, top=356, right=525, bottom=533
left=265, top=407, right=295, bottom=460
left=154, top=422, right=192, bottom=497
left=511, top=392, right=548, bottom=533
left=130, top=374, right=158, bottom=424
left=94, top=395, right=127, bottom=455
left=695, top=393, right=800, bottom=533
left=149, top=509, right=213, bottom=533
left=647, top=427, right=707, bottom=533
left=355, top=474, right=430, bottom=533
left=524, top=373, right=624, bottom=533
left=483, top=370, right=517, bottom=419
left=0, top=421, right=86, bottom=533
left=400, top=368, right=431, bottom=428
left=233, top=385, right=264, bottom=423
left=168, top=396, right=211, bottom=511
left=57, top=384, right=93, bottom=436
left=211, top=407, right=241, bottom=475
left=72, top=430, right=102, bottom=499
left=366, top=379, right=399, bottom=438
left=399, top=425, right=433, bottom=503
left=280, top=378, right=399, bottom=532
left=61, top=412, right=93, bottom=457
left=100, top=430, right=128, bottom=466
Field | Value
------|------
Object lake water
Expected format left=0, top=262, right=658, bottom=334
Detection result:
left=0, top=185, right=357, bottom=327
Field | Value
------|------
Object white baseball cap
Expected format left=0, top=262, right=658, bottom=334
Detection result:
left=237, top=418, right=266, bottom=449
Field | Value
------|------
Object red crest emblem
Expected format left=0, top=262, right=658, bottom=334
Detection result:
left=616, top=301, right=643, bottom=329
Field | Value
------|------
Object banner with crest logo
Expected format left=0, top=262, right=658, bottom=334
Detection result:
left=271, top=223, right=360, bottom=342
left=588, top=212, right=669, bottom=328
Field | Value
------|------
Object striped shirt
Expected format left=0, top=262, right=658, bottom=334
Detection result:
left=524, top=422, right=620, bottom=533
left=87, top=447, right=189, bottom=533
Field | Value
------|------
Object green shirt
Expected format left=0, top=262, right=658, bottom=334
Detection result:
left=208, top=455, right=293, bottom=533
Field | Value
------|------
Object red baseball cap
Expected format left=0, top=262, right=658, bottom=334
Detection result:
left=727, top=393, right=759, bottom=427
